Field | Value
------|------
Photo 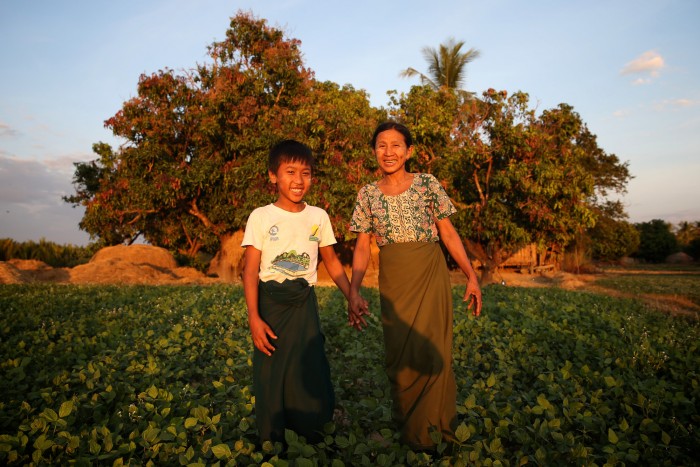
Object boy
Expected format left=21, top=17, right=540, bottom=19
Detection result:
left=242, top=139, right=367, bottom=443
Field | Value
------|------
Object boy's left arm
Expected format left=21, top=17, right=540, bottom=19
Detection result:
left=319, top=245, right=369, bottom=330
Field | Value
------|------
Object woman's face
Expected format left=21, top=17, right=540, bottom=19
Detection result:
left=373, top=129, right=413, bottom=175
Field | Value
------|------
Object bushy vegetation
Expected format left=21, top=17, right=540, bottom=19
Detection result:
left=587, top=215, right=640, bottom=262
left=633, top=220, right=679, bottom=263
left=1, top=284, right=698, bottom=465
left=0, top=238, right=95, bottom=268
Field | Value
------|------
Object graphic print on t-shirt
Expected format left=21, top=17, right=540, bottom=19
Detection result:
left=308, top=224, right=320, bottom=242
left=265, top=222, right=321, bottom=277
left=269, top=250, right=310, bottom=277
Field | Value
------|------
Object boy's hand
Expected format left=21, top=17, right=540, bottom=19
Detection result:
left=348, top=294, right=370, bottom=330
left=249, top=317, right=278, bottom=356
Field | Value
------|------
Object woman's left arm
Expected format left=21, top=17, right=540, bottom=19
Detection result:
left=436, top=217, right=482, bottom=316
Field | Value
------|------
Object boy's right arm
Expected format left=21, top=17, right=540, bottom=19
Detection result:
left=350, top=233, right=372, bottom=316
left=242, top=246, right=278, bottom=356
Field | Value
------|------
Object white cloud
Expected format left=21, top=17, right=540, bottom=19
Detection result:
left=620, top=50, right=665, bottom=84
left=632, top=77, right=651, bottom=86
left=652, top=98, right=700, bottom=112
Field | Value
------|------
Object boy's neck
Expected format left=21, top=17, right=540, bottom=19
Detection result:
left=274, top=199, right=306, bottom=213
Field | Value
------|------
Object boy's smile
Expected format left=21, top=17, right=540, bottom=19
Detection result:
left=269, top=160, right=312, bottom=212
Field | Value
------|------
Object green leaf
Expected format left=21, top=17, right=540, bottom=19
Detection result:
left=211, top=443, right=231, bottom=459
left=41, top=408, right=59, bottom=422
left=335, top=435, right=350, bottom=449
left=184, top=417, right=198, bottom=429
left=608, top=428, right=619, bottom=444
left=142, top=426, right=160, bottom=444
left=455, top=423, right=470, bottom=443
left=58, top=400, right=74, bottom=418
left=661, top=431, right=671, bottom=446
left=192, top=406, right=209, bottom=421
left=620, top=418, right=629, bottom=431
left=284, top=429, right=299, bottom=444
left=487, top=373, right=496, bottom=387
left=464, top=393, right=476, bottom=409
left=33, top=435, right=53, bottom=451
left=147, top=385, right=159, bottom=399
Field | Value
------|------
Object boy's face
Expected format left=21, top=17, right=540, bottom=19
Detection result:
left=269, top=159, right=312, bottom=211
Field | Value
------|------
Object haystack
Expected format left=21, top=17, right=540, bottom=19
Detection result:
left=666, top=252, right=693, bottom=264
left=89, top=244, right=178, bottom=269
left=0, top=262, right=25, bottom=284
left=69, top=244, right=213, bottom=285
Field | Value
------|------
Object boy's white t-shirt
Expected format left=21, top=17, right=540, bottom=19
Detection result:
left=241, top=203, right=337, bottom=284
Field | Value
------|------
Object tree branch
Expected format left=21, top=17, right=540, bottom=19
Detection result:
left=189, top=199, right=222, bottom=236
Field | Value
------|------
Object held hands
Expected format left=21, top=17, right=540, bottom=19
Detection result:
left=348, top=292, right=370, bottom=331
left=249, top=316, right=278, bottom=356
left=464, top=277, right=483, bottom=317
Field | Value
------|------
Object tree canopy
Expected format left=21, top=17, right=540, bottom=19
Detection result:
left=634, top=219, right=678, bottom=262
left=388, top=86, right=631, bottom=282
left=66, top=14, right=633, bottom=282
left=65, top=12, right=382, bottom=277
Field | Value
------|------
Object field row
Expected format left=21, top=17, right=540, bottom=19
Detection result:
left=0, top=284, right=698, bottom=465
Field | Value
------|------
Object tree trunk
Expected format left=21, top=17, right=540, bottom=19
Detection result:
left=479, top=259, right=497, bottom=285
left=208, top=230, right=246, bottom=282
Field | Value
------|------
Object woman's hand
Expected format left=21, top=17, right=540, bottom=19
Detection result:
left=348, top=292, right=370, bottom=330
left=463, top=277, right=482, bottom=317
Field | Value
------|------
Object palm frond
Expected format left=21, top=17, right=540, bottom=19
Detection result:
left=402, top=37, right=481, bottom=91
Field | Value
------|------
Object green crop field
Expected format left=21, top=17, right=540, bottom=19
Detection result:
left=1, top=283, right=698, bottom=466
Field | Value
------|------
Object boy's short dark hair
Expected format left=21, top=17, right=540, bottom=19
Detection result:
left=268, top=140, right=316, bottom=174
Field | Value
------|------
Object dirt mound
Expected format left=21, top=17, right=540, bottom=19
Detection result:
left=89, top=245, right=178, bottom=270
left=71, top=258, right=179, bottom=284
left=69, top=245, right=218, bottom=285
left=666, top=252, right=694, bottom=264
left=8, top=259, right=53, bottom=271
left=0, top=245, right=220, bottom=285
left=0, top=262, right=25, bottom=284
left=5, top=259, right=71, bottom=283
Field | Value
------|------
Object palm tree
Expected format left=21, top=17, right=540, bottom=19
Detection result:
left=675, top=221, right=700, bottom=247
left=401, top=38, right=481, bottom=91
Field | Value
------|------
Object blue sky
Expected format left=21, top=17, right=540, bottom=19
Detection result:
left=1, top=0, right=698, bottom=245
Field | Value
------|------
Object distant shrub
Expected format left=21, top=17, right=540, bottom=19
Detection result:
left=633, top=219, right=678, bottom=263
left=0, top=238, right=96, bottom=268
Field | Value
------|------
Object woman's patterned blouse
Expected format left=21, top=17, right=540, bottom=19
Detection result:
left=350, top=173, right=456, bottom=247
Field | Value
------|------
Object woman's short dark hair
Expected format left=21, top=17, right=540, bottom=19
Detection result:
left=268, top=139, right=316, bottom=173
left=370, top=121, right=413, bottom=148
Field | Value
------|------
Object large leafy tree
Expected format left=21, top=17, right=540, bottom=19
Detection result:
left=400, top=38, right=480, bottom=93
left=389, top=87, right=630, bottom=283
left=634, top=219, right=678, bottom=262
left=65, top=12, right=382, bottom=278
left=587, top=203, right=640, bottom=262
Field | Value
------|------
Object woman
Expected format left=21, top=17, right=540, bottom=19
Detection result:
left=349, top=121, right=482, bottom=450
